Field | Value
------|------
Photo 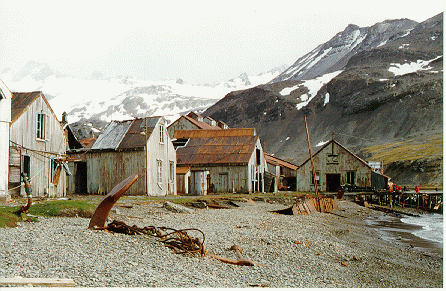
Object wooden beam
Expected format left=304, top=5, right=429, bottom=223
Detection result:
left=0, top=277, right=76, bottom=287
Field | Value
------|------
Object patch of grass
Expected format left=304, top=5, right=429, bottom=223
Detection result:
left=28, top=200, right=96, bottom=218
left=0, top=206, right=22, bottom=228
left=364, top=135, right=443, bottom=164
left=0, top=200, right=97, bottom=228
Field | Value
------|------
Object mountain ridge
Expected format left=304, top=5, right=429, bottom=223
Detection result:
left=204, top=13, right=443, bottom=186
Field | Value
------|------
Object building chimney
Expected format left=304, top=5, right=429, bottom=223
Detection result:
left=62, top=112, right=68, bottom=124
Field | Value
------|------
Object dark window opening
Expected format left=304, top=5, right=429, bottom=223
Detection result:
left=23, top=155, right=31, bottom=179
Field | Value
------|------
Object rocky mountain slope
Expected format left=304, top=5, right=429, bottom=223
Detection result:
left=205, top=13, right=443, bottom=186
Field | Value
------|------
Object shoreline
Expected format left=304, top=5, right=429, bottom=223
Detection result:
left=0, top=199, right=443, bottom=287
left=365, top=214, right=443, bottom=256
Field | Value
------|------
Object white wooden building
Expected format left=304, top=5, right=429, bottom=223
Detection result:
left=67, top=116, right=176, bottom=196
left=9, top=92, right=67, bottom=197
left=0, top=80, right=11, bottom=201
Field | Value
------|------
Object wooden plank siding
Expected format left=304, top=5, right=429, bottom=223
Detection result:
left=296, top=140, right=373, bottom=192
left=9, top=93, right=66, bottom=197
left=82, top=150, right=147, bottom=195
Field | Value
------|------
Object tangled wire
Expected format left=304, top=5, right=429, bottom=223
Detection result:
left=97, top=219, right=263, bottom=266
left=102, top=220, right=206, bottom=257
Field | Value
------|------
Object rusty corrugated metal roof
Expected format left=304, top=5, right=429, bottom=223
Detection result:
left=174, top=128, right=256, bottom=139
left=176, top=133, right=259, bottom=166
left=91, top=117, right=161, bottom=150
left=265, top=152, right=298, bottom=170
left=176, top=166, right=190, bottom=175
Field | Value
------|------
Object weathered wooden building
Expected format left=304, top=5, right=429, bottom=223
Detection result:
left=9, top=92, right=67, bottom=197
left=265, top=153, right=298, bottom=192
left=296, top=139, right=389, bottom=192
left=0, top=80, right=11, bottom=201
left=174, top=128, right=265, bottom=194
left=67, top=116, right=176, bottom=196
left=167, top=111, right=225, bottom=138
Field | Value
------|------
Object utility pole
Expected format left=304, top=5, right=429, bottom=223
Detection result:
left=304, top=116, right=320, bottom=212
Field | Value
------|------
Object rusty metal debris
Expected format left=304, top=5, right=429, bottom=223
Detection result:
left=89, top=179, right=262, bottom=266
left=88, top=174, right=138, bottom=229
left=96, top=218, right=263, bottom=266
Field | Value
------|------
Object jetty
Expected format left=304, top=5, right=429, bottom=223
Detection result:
left=343, top=190, right=443, bottom=213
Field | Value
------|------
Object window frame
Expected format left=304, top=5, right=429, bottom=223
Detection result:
left=157, top=160, right=163, bottom=187
left=346, top=171, right=356, bottom=185
left=37, top=113, right=47, bottom=140
left=169, top=161, right=175, bottom=182
left=159, top=123, right=165, bottom=144
left=310, top=171, right=320, bottom=185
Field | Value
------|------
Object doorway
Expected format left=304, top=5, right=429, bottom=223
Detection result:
left=326, top=174, right=341, bottom=192
left=74, top=162, right=87, bottom=194
left=219, top=173, right=228, bottom=192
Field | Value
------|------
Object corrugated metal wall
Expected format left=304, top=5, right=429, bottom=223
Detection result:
left=82, top=150, right=147, bottom=195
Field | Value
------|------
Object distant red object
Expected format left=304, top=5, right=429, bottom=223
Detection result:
left=415, top=186, right=420, bottom=194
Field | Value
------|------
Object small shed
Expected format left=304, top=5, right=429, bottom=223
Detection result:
left=67, top=116, right=176, bottom=196
left=265, top=153, right=298, bottom=192
left=9, top=91, right=67, bottom=197
left=174, top=128, right=265, bottom=194
left=296, top=139, right=389, bottom=192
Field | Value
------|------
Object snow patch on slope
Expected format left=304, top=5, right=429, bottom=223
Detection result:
left=280, top=70, right=343, bottom=110
left=388, top=56, right=442, bottom=76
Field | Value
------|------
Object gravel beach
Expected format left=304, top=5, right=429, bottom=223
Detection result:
left=0, top=199, right=443, bottom=288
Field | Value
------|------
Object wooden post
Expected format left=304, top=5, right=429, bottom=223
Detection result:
left=304, top=116, right=320, bottom=212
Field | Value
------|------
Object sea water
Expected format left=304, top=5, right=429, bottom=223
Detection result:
left=400, top=213, right=443, bottom=244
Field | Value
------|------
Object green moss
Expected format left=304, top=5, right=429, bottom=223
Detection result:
left=28, top=200, right=96, bottom=217
left=0, top=207, right=22, bottom=228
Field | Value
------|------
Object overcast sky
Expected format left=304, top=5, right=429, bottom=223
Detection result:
left=0, top=0, right=443, bottom=84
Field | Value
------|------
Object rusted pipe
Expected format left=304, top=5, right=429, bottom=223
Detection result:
left=206, top=244, right=264, bottom=266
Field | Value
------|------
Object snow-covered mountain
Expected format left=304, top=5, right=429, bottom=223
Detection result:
left=270, top=18, right=418, bottom=83
left=0, top=62, right=285, bottom=125
left=204, top=13, right=443, bottom=186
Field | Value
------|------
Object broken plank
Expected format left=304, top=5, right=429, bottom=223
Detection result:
left=0, top=277, right=76, bottom=287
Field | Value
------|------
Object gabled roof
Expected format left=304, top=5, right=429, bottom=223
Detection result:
left=176, top=129, right=259, bottom=166
left=174, top=128, right=256, bottom=139
left=11, top=91, right=57, bottom=123
left=300, top=139, right=372, bottom=170
left=92, top=117, right=162, bottom=151
left=182, top=114, right=221, bottom=130
left=265, top=152, right=298, bottom=171
left=66, top=125, right=84, bottom=150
